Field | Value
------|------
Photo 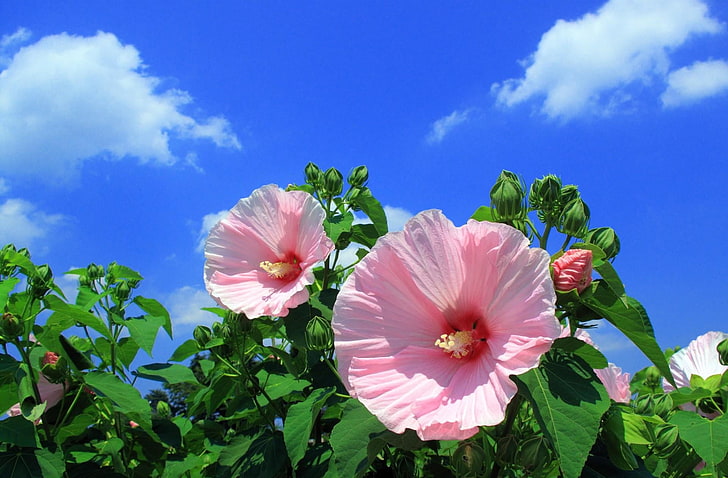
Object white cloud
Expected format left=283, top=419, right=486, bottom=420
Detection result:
left=492, top=0, right=723, bottom=119
left=196, top=209, right=229, bottom=252
left=164, top=286, right=218, bottom=332
left=426, top=109, right=472, bottom=144
left=0, top=30, right=241, bottom=182
left=661, top=59, right=728, bottom=107
left=0, top=27, right=31, bottom=68
left=0, top=198, right=66, bottom=251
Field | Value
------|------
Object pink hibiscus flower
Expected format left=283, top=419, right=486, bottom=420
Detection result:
left=204, top=185, right=334, bottom=318
left=595, top=364, right=631, bottom=403
left=8, top=373, right=66, bottom=420
left=332, top=210, right=560, bottom=441
left=552, top=249, right=593, bottom=293
left=663, top=331, right=728, bottom=418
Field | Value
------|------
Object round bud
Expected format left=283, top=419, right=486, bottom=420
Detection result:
left=1, top=312, right=24, bottom=338
left=452, top=441, right=487, bottom=477
left=718, top=338, right=728, bottom=367
left=490, top=171, right=526, bottom=221
left=347, top=165, right=369, bottom=188
left=304, top=162, right=324, bottom=187
left=323, top=167, right=343, bottom=197
left=584, top=227, right=621, bottom=260
left=193, top=325, right=212, bottom=348
left=558, top=198, right=590, bottom=238
left=305, top=316, right=334, bottom=351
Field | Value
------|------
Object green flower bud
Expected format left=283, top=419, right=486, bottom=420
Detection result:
left=495, top=434, right=519, bottom=466
left=653, top=423, right=680, bottom=458
left=79, top=275, right=92, bottom=287
left=226, top=309, right=252, bottom=334
left=584, top=227, right=621, bottom=260
left=633, top=394, right=655, bottom=415
left=193, top=325, right=212, bottom=348
left=304, top=162, right=324, bottom=187
left=29, top=264, right=53, bottom=298
left=516, top=435, right=552, bottom=472
left=86, top=263, right=104, bottom=280
left=490, top=170, right=526, bottom=221
left=453, top=441, right=487, bottom=478
left=652, top=393, right=674, bottom=419
left=323, top=167, right=343, bottom=197
left=114, top=281, right=132, bottom=301
left=305, top=316, right=334, bottom=351
left=557, top=197, right=590, bottom=238
left=1, top=312, right=23, bottom=338
left=529, top=174, right=562, bottom=210
left=718, top=338, right=728, bottom=367
left=643, top=366, right=662, bottom=389
left=156, top=400, right=171, bottom=419
left=0, top=244, right=18, bottom=275
left=347, top=165, right=369, bottom=188
left=559, top=184, right=580, bottom=205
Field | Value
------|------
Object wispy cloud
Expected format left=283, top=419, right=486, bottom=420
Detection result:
left=0, top=27, right=31, bottom=68
left=661, top=59, right=728, bottom=107
left=0, top=30, right=241, bottom=183
left=426, top=109, right=472, bottom=144
left=492, top=0, right=724, bottom=120
left=164, top=286, right=218, bottom=333
left=0, top=198, right=67, bottom=252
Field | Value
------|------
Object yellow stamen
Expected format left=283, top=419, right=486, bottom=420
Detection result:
left=260, top=260, right=300, bottom=279
left=435, top=330, right=475, bottom=359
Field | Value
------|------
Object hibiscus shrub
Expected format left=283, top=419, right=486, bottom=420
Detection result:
left=2, top=165, right=728, bottom=477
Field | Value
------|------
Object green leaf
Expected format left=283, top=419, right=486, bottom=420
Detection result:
left=124, top=315, right=166, bottom=356
left=219, top=430, right=288, bottom=478
left=256, top=369, right=311, bottom=401
left=0, top=415, right=41, bottom=448
left=513, top=351, right=611, bottom=478
left=84, top=371, right=152, bottom=429
left=0, top=277, right=20, bottom=307
left=43, top=295, right=111, bottom=340
left=34, top=448, right=65, bottom=478
left=355, top=188, right=388, bottom=236
left=285, top=387, right=336, bottom=467
left=169, top=339, right=200, bottom=362
left=161, top=454, right=205, bottom=478
left=59, top=335, right=94, bottom=371
left=135, top=363, right=200, bottom=385
left=0, top=447, right=64, bottom=478
left=330, top=399, right=387, bottom=478
left=133, top=296, right=173, bottom=339
left=669, top=411, right=728, bottom=475
left=107, top=263, right=143, bottom=281
left=470, top=205, right=496, bottom=222
left=552, top=337, right=608, bottom=369
left=580, top=284, right=674, bottom=387
left=350, top=223, right=380, bottom=248
left=324, top=212, right=354, bottom=243
left=152, top=418, right=183, bottom=448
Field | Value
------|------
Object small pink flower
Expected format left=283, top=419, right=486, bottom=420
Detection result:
left=204, top=185, right=334, bottom=318
left=333, top=211, right=560, bottom=441
left=41, top=351, right=59, bottom=366
left=8, top=373, right=65, bottom=419
left=663, top=331, right=728, bottom=418
left=129, top=420, right=139, bottom=428
left=595, top=363, right=631, bottom=403
left=552, top=249, right=593, bottom=293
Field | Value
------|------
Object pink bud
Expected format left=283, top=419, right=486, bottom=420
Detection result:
left=41, top=351, right=60, bottom=366
left=129, top=420, right=139, bottom=428
left=552, top=249, right=593, bottom=293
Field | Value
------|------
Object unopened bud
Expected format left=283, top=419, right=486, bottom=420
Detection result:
left=453, top=441, right=487, bottom=478
left=304, top=162, right=324, bottom=187
left=552, top=249, right=593, bottom=293
left=558, top=197, right=590, bottom=238
left=633, top=394, right=655, bottom=416
left=347, top=165, right=369, bottom=188
left=516, top=435, right=552, bottom=472
left=41, top=352, right=68, bottom=384
left=490, top=170, right=526, bottom=221
left=584, top=227, right=621, bottom=260
left=559, top=184, right=580, bottom=205
left=496, top=434, right=519, bottom=466
left=1, top=312, right=23, bottom=338
left=156, top=400, right=171, bottom=418
left=643, top=366, right=662, bottom=389
left=529, top=175, right=562, bottom=211
left=30, top=264, right=53, bottom=298
left=653, top=393, right=674, bottom=419
left=653, top=424, right=680, bottom=458
left=305, top=316, right=334, bottom=351
left=718, top=338, right=728, bottom=367
left=114, top=281, right=132, bottom=301
left=86, top=263, right=104, bottom=280
left=193, top=325, right=212, bottom=348
left=323, top=167, right=343, bottom=197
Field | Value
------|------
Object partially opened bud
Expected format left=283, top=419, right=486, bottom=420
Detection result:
left=552, top=249, right=593, bottom=293
left=41, top=352, right=68, bottom=384
left=584, top=227, right=621, bottom=260
left=634, top=394, right=655, bottom=416
left=529, top=174, right=561, bottom=210
left=1, top=312, right=23, bottom=338
left=653, top=424, right=680, bottom=458
left=653, top=393, right=674, bottom=419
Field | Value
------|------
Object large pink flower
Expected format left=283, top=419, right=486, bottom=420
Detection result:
left=8, top=373, right=66, bottom=419
left=204, top=185, right=334, bottom=318
left=595, top=364, right=631, bottom=403
left=332, top=210, right=559, bottom=441
left=664, top=331, right=728, bottom=397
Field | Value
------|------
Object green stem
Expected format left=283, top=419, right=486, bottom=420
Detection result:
left=489, top=394, right=524, bottom=478
left=539, top=223, right=553, bottom=250
left=559, top=234, right=573, bottom=252
left=16, top=341, right=54, bottom=441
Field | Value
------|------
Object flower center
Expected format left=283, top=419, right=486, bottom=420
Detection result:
left=260, top=260, right=301, bottom=279
left=435, top=330, right=477, bottom=359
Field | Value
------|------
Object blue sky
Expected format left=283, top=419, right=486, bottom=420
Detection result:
left=2, top=0, right=728, bottom=378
